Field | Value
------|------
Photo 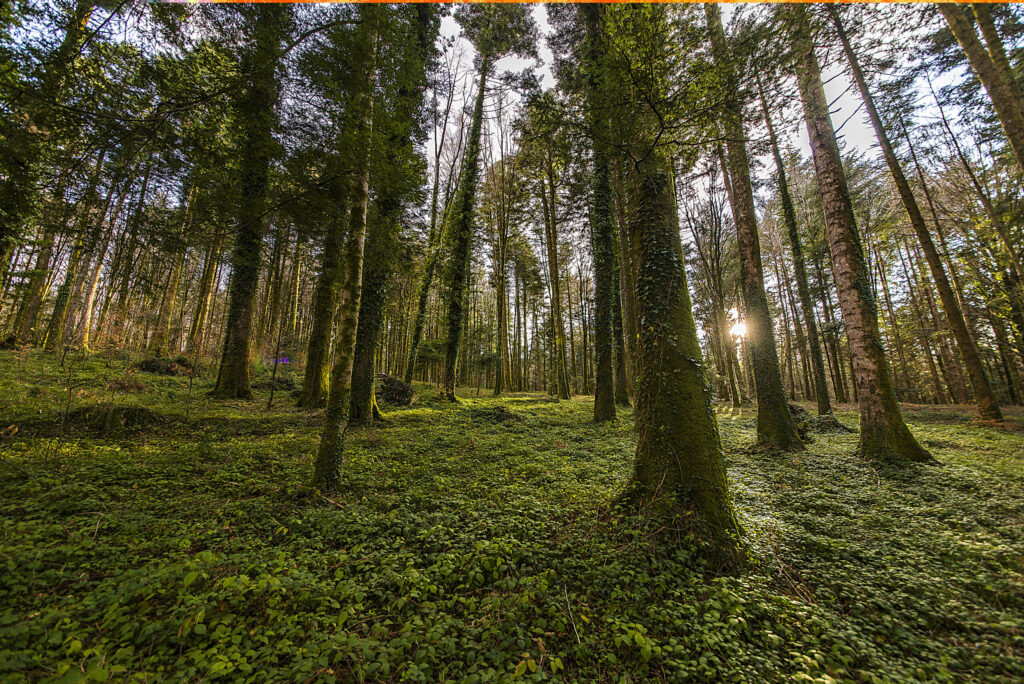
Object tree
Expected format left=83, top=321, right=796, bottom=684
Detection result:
left=439, top=4, right=537, bottom=402
left=829, top=5, right=1002, bottom=423
left=350, top=5, right=438, bottom=425
left=786, top=4, right=932, bottom=463
left=937, top=4, right=1024, bottom=177
left=605, top=3, right=744, bottom=563
left=705, top=3, right=803, bottom=451
left=582, top=4, right=616, bottom=422
left=756, top=75, right=832, bottom=416
left=313, top=4, right=381, bottom=492
left=213, top=5, right=291, bottom=399
left=0, top=0, right=94, bottom=295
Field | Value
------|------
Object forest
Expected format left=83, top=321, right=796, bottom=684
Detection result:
left=1, top=1, right=1024, bottom=680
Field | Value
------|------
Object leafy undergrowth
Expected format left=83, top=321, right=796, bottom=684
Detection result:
left=2, top=350, right=1024, bottom=682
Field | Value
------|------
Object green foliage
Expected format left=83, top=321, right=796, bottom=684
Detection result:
left=2, top=351, right=1024, bottom=681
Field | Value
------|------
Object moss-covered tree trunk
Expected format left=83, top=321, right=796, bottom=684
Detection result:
left=626, top=150, right=743, bottom=563
left=313, top=5, right=380, bottom=492
left=788, top=4, right=931, bottom=463
left=214, top=5, right=289, bottom=400
left=829, top=6, right=1002, bottom=423
left=441, top=54, right=490, bottom=402
left=352, top=6, right=435, bottom=423
left=706, top=4, right=802, bottom=451
left=297, top=198, right=349, bottom=409
left=583, top=4, right=616, bottom=421
left=756, top=77, right=831, bottom=416
left=349, top=225, right=390, bottom=427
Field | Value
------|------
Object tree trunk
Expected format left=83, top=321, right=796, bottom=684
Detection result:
left=541, top=173, right=571, bottom=400
left=788, top=4, right=931, bottom=463
left=583, top=4, right=616, bottom=420
left=13, top=226, right=56, bottom=344
left=757, top=75, right=832, bottom=415
left=313, top=5, right=379, bottom=491
left=830, top=6, right=1002, bottom=422
left=626, top=150, right=743, bottom=565
left=441, top=54, right=490, bottom=401
left=214, top=5, right=289, bottom=400
left=187, top=236, right=221, bottom=354
left=707, top=3, right=802, bottom=451
left=938, top=3, right=1024, bottom=176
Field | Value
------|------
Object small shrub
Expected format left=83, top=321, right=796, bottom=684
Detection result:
left=136, top=356, right=193, bottom=376
left=377, top=374, right=417, bottom=406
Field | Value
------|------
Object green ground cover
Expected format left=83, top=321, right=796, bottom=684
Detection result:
left=1, top=350, right=1023, bottom=682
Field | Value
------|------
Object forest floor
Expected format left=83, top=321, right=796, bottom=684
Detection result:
left=1, top=349, right=1024, bottom=682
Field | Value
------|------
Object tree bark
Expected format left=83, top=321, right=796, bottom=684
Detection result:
left=706, top=4, right=802, bottom=450
left=314, top=5, right=379, bottom=491
left=583, top=3, right=616, bottom=421
left=788, top=4, right=931, bottom=463
left=214, top=5, right=289, bottom=399
left=829, top=6, right=1002, bottom=422
left=626, top=150, right=743, bottom=564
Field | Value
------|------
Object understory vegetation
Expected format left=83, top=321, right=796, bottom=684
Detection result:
left=2, top=350, right=1023, bottom=682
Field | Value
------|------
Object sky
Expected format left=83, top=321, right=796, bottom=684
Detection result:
left=433, top=4, right=890, bottom=189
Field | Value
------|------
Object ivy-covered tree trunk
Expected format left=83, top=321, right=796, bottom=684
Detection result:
left=313, top=5, right=380, bottom=492
left=352, top=5, right=435, bottom=424
left=706, top=4, right=802, bottom=451
left=938, top=4, right=1024, bottom=176
left=349, top=226, right=390, bottom=427
left=757, top=76, right=831, bottom=416
left=541, top=173, right=571, bottom=401
left=297, top=199, right=348, bottom=409
left=830, top=7, right=1002, bottom=423
left=214, top=5, right=289, bottom=400
left=788, top=4, right=931, bottom=464
left=611, top=232, right=630, bottom=407
left=626, top=150, right=744, bottom=564
left=583, top=4, right=616, bottom=421
left=441, top=54, right=490, bottom=402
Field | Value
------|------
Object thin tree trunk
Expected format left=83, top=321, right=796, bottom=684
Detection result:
left=313, top=5, right=379, bottom=491
left=758, top=75, right=832, bottom=414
